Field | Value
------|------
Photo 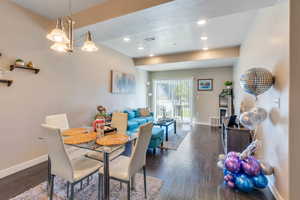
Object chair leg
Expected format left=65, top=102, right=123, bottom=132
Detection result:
left=70, top=183, right=75, bottom=200
left=49, top=175, right=55, bottom=200
left=131, top=175, right=136, bottom=191
left=67, top=182, right=70, bottom=198
left=127, top=181, right=131, bottom=200
left=98, top=174, right=103, bottom=200
left=120, top=182, right=123, bottom=190
left=143, top=166, right=147, bottom=199
left=47, top=157, right=51, bottom=195
left=153, top=148, right=156, bottom=155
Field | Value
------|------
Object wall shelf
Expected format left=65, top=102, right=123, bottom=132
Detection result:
left=10, top=65, right=40, bottom=74
left=0, top=79, right=13, bottom=87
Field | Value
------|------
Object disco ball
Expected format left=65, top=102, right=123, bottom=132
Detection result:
left=240, top=68, right=274, bottom=96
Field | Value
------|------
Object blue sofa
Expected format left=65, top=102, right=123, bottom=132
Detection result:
left=123, top=109, right=164, bottom=154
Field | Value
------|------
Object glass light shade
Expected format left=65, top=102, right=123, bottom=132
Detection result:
left=81, top=40, right=98, bottom=52
left=81, top=31, right=98, bottom=52
left=46, top=18, right=69, bottom=43
left=50, top=42, right=68, bottom=53
left=47, top=28, right=69, bottom=43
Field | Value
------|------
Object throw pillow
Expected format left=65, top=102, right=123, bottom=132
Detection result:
left=139, top=108, right=150, bottom=117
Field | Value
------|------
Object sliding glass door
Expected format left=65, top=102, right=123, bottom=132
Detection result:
left=153, top=79, right=193, bottom=122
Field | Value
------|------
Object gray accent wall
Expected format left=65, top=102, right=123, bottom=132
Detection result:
left=0, top=1, right=147, bottom=171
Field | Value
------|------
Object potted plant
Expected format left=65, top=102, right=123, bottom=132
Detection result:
left=15, top=58, right=25, bottom=67
left=224, top=81, right=233, bottom=89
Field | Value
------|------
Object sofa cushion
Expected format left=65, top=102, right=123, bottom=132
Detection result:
left=133, top=109, right=140, bottom=118
left=151, top=127, right=164, bottom=139
left=124, top=110, right=135, bottom=119
left=139, top=108, right=150, bottom=117
left=131, top=118, right=147, bottom=125
left=144, top=116, right=154, bottom=122
left=127, top=120, right=139, bottom=131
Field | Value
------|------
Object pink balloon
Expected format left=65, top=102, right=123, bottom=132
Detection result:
left=227, top=151, right=239, bottom=158
left=227, top=181, right=235, bottom=188
left=225, top=156, right=241, bottom=173
left=241, top=156, right=261, bottom=176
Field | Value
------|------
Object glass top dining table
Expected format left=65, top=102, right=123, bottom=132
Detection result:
left=65, top=133, right=138, bottom=200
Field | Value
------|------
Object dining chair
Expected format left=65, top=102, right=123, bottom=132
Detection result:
left=111, top=112, right=128, bottom=134
left=45, top=113, right=70, bottom=131
left=99, top=122, right=153, bottom=200
left=45, top=113, right=88, bottom=157
left=41, top=124, right=102, bottom=200
left=87, top=112, right=128, bottom=161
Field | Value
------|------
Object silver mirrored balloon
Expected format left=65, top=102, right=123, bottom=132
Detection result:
left=259, top=161, right=274, bottom=175
left=251, top=107, right=268, bottom=123
left=239, top=112, right=259, bottom=130
left=240, top=68, right=274, bottom=96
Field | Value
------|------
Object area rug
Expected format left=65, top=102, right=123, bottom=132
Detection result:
left=10, top=173, right=163, bottom=200
left=161, top=124, right=190, bottom=150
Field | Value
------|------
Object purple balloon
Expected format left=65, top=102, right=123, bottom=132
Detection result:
left=226, top=180, right=235, bottom=188
left=227, top=151, right=240, bottom=158
left=224, top=174, right=234, bottom=182
left=225, top=156, right=241, bottom=173
left=241, top=156, right=261, bottom=176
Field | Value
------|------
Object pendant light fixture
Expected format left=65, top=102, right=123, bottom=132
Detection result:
left=46, top=0, right=98, bottom=53
left=81, top=31, right=98, bottom=52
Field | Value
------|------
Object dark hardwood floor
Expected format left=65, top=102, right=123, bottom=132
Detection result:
left=0, top=124, right=275, bottom=200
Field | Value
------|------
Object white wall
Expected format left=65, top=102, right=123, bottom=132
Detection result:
left=0, top=1, right=147, bottom=171
left=233, top=2, right=289, bottom=199
left=150, top=66, right=233, bottom=124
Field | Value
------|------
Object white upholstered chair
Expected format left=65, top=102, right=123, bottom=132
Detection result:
left=45, top=113, right=69, bottom=131
left=45, top=113, right=88, bottom=159
left=41, top=124, right=102, bottom=200
left=87, top=112, right=128, bottom=161
left=99, top=122, right=153, bottom=200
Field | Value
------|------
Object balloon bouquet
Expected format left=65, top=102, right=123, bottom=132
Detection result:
left=217, top=141, right=274, bottom=192
left=217, top=68, right=275, bottom=192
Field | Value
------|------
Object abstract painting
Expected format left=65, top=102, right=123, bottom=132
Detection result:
left=197, top=79, right=213, bottom=91
left=111, top=70, right=136, bottom=94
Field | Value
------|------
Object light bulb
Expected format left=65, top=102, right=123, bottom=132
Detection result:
left=46, top=18, right=69, bottom=43
left=81, top=41, right=98, bottom=52
left=81, top=31, right=98, bottom=52
left=50, top=42, right=68, bottom=53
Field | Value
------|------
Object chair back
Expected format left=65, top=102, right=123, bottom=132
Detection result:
left=45, top=114, right=69, bottom=131
left=111, top=112, right=128, bottom=134
left=128, top=122, right=153, bottom=176
left=41, top=124, right=74, bottom=182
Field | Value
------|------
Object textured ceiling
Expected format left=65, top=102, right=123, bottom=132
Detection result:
left=75, top=0, right=277, bottom=58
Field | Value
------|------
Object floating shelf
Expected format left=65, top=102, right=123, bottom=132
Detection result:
left=0, top=79, right=13, bottom=87
left=10, top=65, right=40, bottom=74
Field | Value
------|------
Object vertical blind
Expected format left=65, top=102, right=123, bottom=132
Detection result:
left=153, top=79, right=193, bottom=122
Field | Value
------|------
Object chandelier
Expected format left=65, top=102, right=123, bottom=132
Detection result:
left=46, top=0, right=98, bottom=53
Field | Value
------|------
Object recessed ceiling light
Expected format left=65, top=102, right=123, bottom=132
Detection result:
left=149, top=54, right=154, bottom=57
left=123, top=37, right=131, bottom=42
left=138, top=46, right=144, bottom=50
left=203, top=47, right=209, bottom=51
left=197, top=19, right=207, bottom=25
left=200, top=36, right=208, bottom=41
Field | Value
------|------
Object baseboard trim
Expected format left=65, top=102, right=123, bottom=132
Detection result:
left=0, top=154, right=48, bottom=179
left=267, top=176, right=285, bottom=200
